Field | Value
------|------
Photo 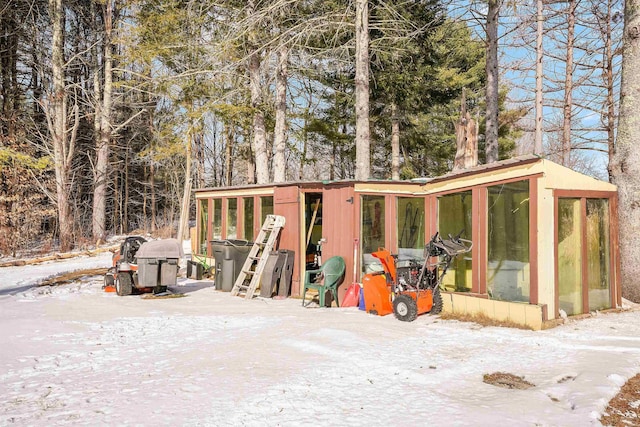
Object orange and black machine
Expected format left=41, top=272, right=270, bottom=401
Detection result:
left=362, top=232, right=472, bottom=322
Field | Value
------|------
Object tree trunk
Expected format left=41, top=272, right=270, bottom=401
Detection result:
left=48, top=0, right=76, bottom=252
left=299, top=108, right=308, bottom=181
left=195, top=132, right=205, bottom=188
left=177, top=132, right=192, bottom=243
left=391, top=102, right=400, bottom=180
left=92, top=0, right=114, bottom=243
left=562, top=0, right=576, bottom=166
left=454, top=113, right=478, bottom=170
left=248, top=1, right=269, bottom=184
left=150, top=161, right=157, bottom=232
left=123, top=142, right=129, bottom=232
left=355, top=0, right=370, bottom=180
left=273, top=45, right=288, bottom=183
left=485, top=0, right=499, bottom=164
left=534, top=0, right=544, bottom=155
left=611, top=0, right=640, bottom=303
left=225, top=123, right=233, bottom=185
left=605, top=0, right=615, bottom=181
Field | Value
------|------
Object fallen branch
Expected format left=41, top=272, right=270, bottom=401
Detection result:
left=0, top=245, right=119, bottom=268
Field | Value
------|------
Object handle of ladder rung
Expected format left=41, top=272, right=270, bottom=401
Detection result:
left=242, top=270, right=255, bottom=275
left=249, top=256, right=261, bottom=260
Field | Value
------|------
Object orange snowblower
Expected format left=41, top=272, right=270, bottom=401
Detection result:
left=362, top=231, right=472, bottom=322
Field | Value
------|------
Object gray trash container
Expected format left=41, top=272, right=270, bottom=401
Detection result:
left=211, top=239, right=253, bottom=291
left=136, top=239, right=184, bottom=290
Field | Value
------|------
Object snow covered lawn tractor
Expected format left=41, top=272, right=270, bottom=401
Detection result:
left=362, top=231, right=472, bottom=322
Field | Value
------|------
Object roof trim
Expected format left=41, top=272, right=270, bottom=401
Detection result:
left=193, top=155, right=544, bottom=193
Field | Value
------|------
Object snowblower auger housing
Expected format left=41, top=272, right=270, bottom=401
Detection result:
left=362, top=231, right=472, bottom=322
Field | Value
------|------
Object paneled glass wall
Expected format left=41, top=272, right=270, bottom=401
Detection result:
left=243, top=197, right=254, bottom=240
left=212, top=198, right=222, bottom=240
left=437, top=191, right=473, bottom=292
left=198, top=199, right=208, bottom=254
left=487, top=181, right=530, bottom=302
left=226, top=198, right=237, bottom=239
left=558, top=198, right=582, bottom=315
left=260, top=196, right=273, bottom=225
left=397, top=197, right=425, bottom=261
left=587, top=199, right=610, bottom=311
left=361, top=195, right=385, bottom=272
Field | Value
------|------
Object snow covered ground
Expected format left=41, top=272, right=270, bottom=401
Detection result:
left=1, top=247, right=639, bottom=426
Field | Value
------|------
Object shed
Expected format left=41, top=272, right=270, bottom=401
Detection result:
left=194, top=155, right=620, bottom=329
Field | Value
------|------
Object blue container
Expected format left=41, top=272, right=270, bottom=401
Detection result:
left=358, top=286, right=365, bottom=311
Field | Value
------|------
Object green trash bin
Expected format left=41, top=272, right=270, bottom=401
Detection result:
left=211, top=239, right=253, bottom=291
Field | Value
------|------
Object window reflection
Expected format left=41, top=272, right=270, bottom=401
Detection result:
left=361, top=195, right=385, bottom=273
left=437, top=191, right=473, bottom=292
left=558, top=198, right=582, bottom=315
left=227, top=198, right=237, bottom=239
left=397, top=197, right=425, bottom=261
left=243, top=197, right=254, bottom=240
left=487, top=181, right=530, bottom=302
left=199, top=199, right=208, bottom=254
left=261, top=196, right=273, bottom=225
left=212, top=199, right=222, bottom=240
left=587, top=199, right=610, bottom=311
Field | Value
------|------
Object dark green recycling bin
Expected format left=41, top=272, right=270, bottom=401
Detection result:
left=211, top=239, right=253, bottom=291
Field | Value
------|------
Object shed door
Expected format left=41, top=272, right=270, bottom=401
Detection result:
left=322, top=186, right=355, bottom=298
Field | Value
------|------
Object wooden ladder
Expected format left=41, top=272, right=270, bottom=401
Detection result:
left=230, top=214, right=286, bottom=299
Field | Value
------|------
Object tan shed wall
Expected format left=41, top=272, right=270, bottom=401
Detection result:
left=442, top=293, right=545, bottom=330
left=536, top=184, right=557, bottom=317
left=542, top=160, right=616, bottom=192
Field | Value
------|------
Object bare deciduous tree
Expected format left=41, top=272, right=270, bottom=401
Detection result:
left=485, top=0, right=500, bottom=163
left=355, top=0, right=370, bottom=180
left=611, top=0, right=640, bottom=302
left=46, top=0, right=79, bottom=251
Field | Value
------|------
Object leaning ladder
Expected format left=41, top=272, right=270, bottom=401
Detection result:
left=230, top=214, right=286, bottom=299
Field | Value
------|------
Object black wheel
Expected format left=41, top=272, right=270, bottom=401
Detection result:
left=153, top=285, right=167, bottom=294
left=430, top=285, right=443, bottom=315
left=393, top=294, right=418, bottom=322
left=116, top=272, right=133, bottom=296
left=104, top=273, right=114, bottom=288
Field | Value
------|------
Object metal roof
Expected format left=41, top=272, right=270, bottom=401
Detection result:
left=193, top=154, right=543, bottom=193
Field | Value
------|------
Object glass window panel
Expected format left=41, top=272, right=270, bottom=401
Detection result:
left=198, top=199, right=208, bottom=254
left=212, top=198, right=222, bottom=240
left=226, top=198, right=238, bottom=239
left=243, top=197, right=254, bottom=240
left=361, top=195, right=385, bottom=273
left=437, top=191, right=473, bottom=292
left=587, top=199, right=611, bottom=311
left=261, top=196, right=273, bottom=225
left=558, top=198, right=582, bottom=316
left=487, top=181, right=530, bottom=302
left=397, top=197, right=425, bottom=261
